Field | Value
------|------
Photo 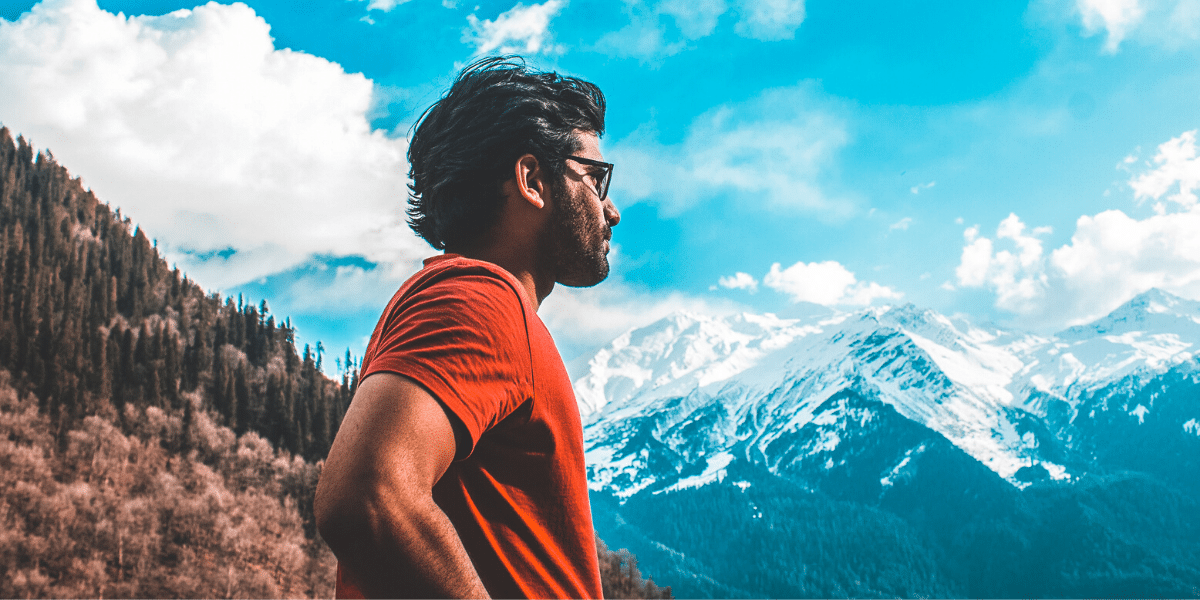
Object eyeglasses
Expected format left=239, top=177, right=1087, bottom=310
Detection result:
left=566, top=155, right=613, bottom=202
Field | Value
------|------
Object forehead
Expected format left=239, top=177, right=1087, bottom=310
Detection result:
left=573, top=130, right=602, bottom=160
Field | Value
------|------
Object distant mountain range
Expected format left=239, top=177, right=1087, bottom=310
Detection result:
left=576, top=289, right=1200, bottom=597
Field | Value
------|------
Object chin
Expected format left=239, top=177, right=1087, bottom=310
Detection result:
left=557, top=259, right=610, bottom=288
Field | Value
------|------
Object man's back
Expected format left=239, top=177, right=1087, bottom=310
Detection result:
left=335, top=255, right=602, bottom=599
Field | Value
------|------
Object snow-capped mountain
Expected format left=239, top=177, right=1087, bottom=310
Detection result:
left=575, top=288, right=1200, bottom=498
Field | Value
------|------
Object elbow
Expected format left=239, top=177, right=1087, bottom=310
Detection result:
left=313, top=476, right=346, bottom=553
left=314, top=474, right=421, bottom=562
left=314, top=471, right=372, bottom=559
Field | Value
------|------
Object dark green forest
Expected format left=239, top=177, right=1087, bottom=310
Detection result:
left=593, top=410, right=1200, bottom=599
left=0, top=127, right=668, bottom=598
left=0, top=128, right=354, bottom=462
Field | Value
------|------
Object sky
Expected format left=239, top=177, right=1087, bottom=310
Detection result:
left=2, top=0, right=1200, bottom=374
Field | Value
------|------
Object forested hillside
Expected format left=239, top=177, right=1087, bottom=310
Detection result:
left=0, top=127, right=669, bottom=598
left=0, top=127, right=354, bottom=461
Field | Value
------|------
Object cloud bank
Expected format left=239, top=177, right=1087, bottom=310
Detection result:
left=716, top=260, right=900, bottom=307
left=0, top=0, right=425, bottom=291
left=763, top=260, right=902, bottom=306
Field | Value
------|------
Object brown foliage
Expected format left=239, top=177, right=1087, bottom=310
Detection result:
left=0, top=370, right=335, bottom=598
left=597, top=538, right=672, bottom=599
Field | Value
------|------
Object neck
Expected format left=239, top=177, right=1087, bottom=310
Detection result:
left=448, top=244, right=555, bottom=310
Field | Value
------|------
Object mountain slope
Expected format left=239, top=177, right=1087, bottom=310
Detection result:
left=577, top=290, right=1200, bottom=597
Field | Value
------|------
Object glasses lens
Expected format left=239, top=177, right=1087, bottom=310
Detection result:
left=598, top=165, right=611, bottom=201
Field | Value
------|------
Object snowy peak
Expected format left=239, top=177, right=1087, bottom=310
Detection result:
left=577, top=292, right=1200, bottom=495
left=1058, top=288, right=1200, bottom=342
left=573, top=310, right=828, bottom=417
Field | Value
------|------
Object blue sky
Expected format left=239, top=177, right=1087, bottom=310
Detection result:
left=2, top=0, right=1200, bottom=371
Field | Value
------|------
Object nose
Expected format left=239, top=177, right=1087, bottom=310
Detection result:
left=604, top=196, right=620, bottom=228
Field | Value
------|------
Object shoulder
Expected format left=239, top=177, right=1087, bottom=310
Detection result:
left=396, top=256, right=531, bottom=325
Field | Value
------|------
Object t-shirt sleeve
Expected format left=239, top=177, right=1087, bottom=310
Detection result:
left=361, top=273, right=533, bottom=457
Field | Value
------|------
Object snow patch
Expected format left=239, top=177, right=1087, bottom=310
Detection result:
left=1041, top=461, right=1071, bottom=481
left=1130, top=403, right=1149, bottom=424
left=655, top=452, right=734, bottom=494
left=880, top=456, right=912, bottom=489
left=1184, top=419, right=1200, bottom=436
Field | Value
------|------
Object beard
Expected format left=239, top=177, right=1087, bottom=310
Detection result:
left=545, top=179, right=611, bottom=288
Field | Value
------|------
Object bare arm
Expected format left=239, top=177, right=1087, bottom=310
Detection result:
left=314, top=373, right=490, bottom=599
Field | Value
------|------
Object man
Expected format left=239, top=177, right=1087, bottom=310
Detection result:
left=313, top=56, right=620, bottom=599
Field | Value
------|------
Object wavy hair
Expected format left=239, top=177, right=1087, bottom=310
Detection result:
left=406, top=56, right=606, bottom=250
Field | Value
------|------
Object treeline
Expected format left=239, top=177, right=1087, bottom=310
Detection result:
left=0, top=126, right=353, bottom=464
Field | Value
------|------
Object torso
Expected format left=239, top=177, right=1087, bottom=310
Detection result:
left=339, top=254, right=601, bottom=600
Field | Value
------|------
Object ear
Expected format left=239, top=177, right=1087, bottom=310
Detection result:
left=513, top=153, right=548, bottom=210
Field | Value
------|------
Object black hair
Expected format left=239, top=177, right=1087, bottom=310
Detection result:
left=406, top=56, right=607, bottom=250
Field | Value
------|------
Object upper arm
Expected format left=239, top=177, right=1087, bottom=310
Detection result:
left=363, top=274, right=533, bottom=456
left=314, top=372, right=464, bottom=538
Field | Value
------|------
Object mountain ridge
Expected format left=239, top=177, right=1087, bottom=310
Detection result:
left=577, top=287, right=1200, bottom=494
left=579, top=287, right=1200, bottom=597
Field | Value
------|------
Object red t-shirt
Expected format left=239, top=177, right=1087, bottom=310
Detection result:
left=335, top=254, right=602, bottom=600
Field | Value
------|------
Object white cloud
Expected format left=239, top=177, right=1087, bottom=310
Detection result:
left=955, top=214, right=1052, bottom=314
left=910, top=181, right=936, bottom=194
left=732, top=0, right=805, bottom=41
left=594, top=0, right=804, bottom=59
left=610, top=83, right=852, bottom=216
left=718, top=272, right=759, bottom=292
left=1130, top=129, right=1199, bottom=211
left=763, top=260, right=901, bottom=306
left=955, top=129, right=1200, bottom=327
left=1077, top=0, right=1145, bottom=51
left=362, top=0, right=413, bottom=12
left=0, top=0, right=426, bottom=290
left=464, top=0, right=565, bottom=56
left=659, top=0, right=727, bottom=38
left=1074, top=0, right=1200, bottom=52
left=890, top=217, right=913, bottom=231
left=594, top=0, right=723, bottom=60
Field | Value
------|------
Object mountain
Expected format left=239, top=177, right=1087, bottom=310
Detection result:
left=577, top=291, right=1200, bottom=597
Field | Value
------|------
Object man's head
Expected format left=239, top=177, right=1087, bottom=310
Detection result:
left=406, top=56, right=609, bottom=261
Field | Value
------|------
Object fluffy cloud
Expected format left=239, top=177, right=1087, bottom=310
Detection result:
left=464, top=0, right=565, bottom=56
left=0, top=0, right=426, bottom=290
left=763, top=260, right=901, bottom=306
left=955, top=215, right=1052, bottom=313
left=1130, top=129, right=1200, bottom=210
left=957, top=130, right=1200, bottom=326
left=1075, top=0, right=1200, bottom=52
left=594, top=0, right=805, bottom=59
left=1077, top=0, right=1145, bottom=51
left=718, top=272, right=759, bottom=291
left=610, top=83, right=851, bottom=216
